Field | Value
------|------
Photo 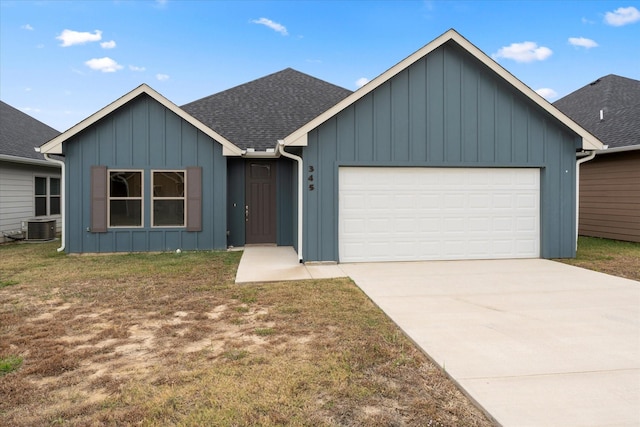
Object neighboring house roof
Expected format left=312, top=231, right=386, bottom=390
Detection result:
left=554, top=74, right=640, bottom=151
left=39, top=84, right=244, bottom=156
left=0, top=100, right=60, bottom=164
left=182, top=68, right=353, bottom=151
left=281, top=29, right=605, bottom=151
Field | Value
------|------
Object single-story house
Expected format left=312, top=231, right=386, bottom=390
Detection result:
left=38, top=29, right=604, bottom=261
left=0, top=101, right=61, bottom=243
left=554, top=74, right=640, bottom=243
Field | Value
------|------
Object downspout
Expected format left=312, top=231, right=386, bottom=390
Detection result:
left=43, top=154, right=66, bottom=253
left=575, top=150, right=597, bottom=250
left=277, top=140, right=304, bottom=263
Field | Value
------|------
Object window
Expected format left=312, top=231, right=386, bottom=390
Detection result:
left=109, top=171, right=143, bottom=227
left=152, top=171, right=185, bottom=227
left=50, top=178, right=61, bottom=215
left=34, top=176, right=61, bottom=216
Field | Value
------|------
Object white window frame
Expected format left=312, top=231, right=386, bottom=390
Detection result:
left=151, top=169, right=187, bottom=228
left=34, top=176, right=61, bottom=217
left=108, top=169, right=144, bottom=228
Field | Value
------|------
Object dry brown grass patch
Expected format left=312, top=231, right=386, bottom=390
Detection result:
left=1, top=241, right=493, bottom=426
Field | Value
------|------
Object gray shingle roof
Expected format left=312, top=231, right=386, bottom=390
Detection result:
left=554, top=74, right=640, bottom=149
left=0, top=100, right=60, bottom=161
left=182, top=68, right=353, bottom=151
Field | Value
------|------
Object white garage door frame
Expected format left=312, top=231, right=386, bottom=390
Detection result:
left=338, top=167, right=540, bottom=262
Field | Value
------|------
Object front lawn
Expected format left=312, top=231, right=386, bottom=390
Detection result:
left=559, top=236, right=640, bottom=281
left=0, top=241, right=492, bottom=426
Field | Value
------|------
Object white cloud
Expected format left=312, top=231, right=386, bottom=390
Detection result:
left=604, top=6, right=640, bottom=26
left=21, top=24, right=34, bottom=31
left=492, top=41, right=552, bottom=63
left=156, top=73, right=170, bottom=81
left=568, top=37, right=598, bottom=48
left=21, top=107, right=41, bottom=113
left=57, top=29, right=102, bottom=47
left=129, top=65, right=146, bottom=72
left=251, top=17, right=288, bottom=35
left=85, top=57, right=123, bottom=72
left=535, top=88, right=558, bottom=99
left=100, top=40, right=116, bottom=49
left=355, top=77, right=370, bottom=88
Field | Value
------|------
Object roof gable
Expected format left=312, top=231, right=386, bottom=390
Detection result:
left=554, top=74, right=640, bottom=149
left=0, top=100, right=60, bottom=162
left=182, top=68, right=352, bottom=151
left=38, top=84, right=243, bottom=156
left=282, top=29, right=604, bottom=151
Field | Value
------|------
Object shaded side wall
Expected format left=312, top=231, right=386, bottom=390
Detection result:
left=226, top=157, right=297, bottom=248
left=302, top=41, right=580, bottom=262
left=579, top=151, right=640, bottom=242
left=64, top=94, right=227, bottom=252
left=0, top=161, right=61, bottom=242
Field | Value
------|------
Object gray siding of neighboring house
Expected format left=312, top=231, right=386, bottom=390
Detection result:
left=226, top=157, right=297, bottom=248
left=63, top=94, right=227, bottom=253
left=302, top=41, right=580, bottom=262
left=579, top=151, right=640, bottom=242
left=0, top=161, right=61, bottom=242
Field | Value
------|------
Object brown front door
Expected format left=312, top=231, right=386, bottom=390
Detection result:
left=245, top=160, right=277, bottom=244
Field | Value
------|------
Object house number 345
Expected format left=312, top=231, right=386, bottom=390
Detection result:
left=308, top=165, right=315, bottom=191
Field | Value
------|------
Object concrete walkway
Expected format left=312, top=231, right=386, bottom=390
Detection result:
left=235, top=246, right=347, bottom=283
left=235, top=248, right=640, bottom=426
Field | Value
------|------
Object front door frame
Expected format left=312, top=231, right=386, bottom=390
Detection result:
left=245, top=160, right=277, bottom=244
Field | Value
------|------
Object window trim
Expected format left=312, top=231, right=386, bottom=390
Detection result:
left=107, top=169, right=144, bottom=228
left=34, top=175, right=61, bottom=217
left=151, top=169, right=187, bottom=228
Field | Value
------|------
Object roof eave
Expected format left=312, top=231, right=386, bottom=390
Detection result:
left=281, top=28, right=606, bottom=151
left=596, top=144, right=640, bottom=154
left=0, top=154, right=61, bottom=167
left=39, top=84, right=244, bottom=156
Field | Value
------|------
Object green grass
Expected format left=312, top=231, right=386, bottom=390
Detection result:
left=559, top=236, right=640, bottom=281
left=0, top=355, right=23, bottom=376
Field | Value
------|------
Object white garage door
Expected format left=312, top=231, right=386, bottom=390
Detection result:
left=339, top=167, right=540, bottom=262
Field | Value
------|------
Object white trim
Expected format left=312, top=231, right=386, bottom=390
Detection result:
left=38, top=84, right=244, bottom=156
left=277, top=141, right=303, bottom=262
left=33, top=175, right=61, bottom=218
left=43, top=154, right=66, bottom=252
left=108, top=169, right=144, bottom=229
left=0, top=154, right=60, bottom=167
left=281, top=29, right=605, bottom=152
left=575, top=151, right=597, bottom=250
left=595, top=144, right=639, bottom=155
left=151, top=169, right=187, bottom=228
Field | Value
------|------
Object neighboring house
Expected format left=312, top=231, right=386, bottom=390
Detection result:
left=554, top=75, right=640, bottom=243
left=38, top=29, right=604, bottom=261
left=0, top=101, right=61, bottom=243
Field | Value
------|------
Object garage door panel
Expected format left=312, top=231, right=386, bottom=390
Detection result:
left=339, top=167, right=539, bottom=262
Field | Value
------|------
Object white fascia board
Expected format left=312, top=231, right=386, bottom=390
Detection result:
left=596, top=144, right=640, bottom=154
left=39, top=84, right=244, bottom=156
left=0, top=154, right=61, bottom=167
left=281, top=29, right=605, bottom=151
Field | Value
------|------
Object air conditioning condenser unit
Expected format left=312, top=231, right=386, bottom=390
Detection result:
left=24, top=219, right=56, bottom=241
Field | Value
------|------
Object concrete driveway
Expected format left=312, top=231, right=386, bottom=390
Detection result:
left=340, top=259, right=640, bottom=427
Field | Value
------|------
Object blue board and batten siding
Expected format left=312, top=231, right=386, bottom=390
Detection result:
left=64, top=94, right=227, bottom=253
left=302, top=41, right=580, bottom=262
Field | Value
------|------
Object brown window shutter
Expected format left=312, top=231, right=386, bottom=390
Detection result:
left=91, top=165, right=108, bottom=233
left=186, top=166, right=202, bottom=232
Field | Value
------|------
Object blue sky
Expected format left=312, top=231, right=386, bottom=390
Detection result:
left=1, top=0, right=639, bottom=132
